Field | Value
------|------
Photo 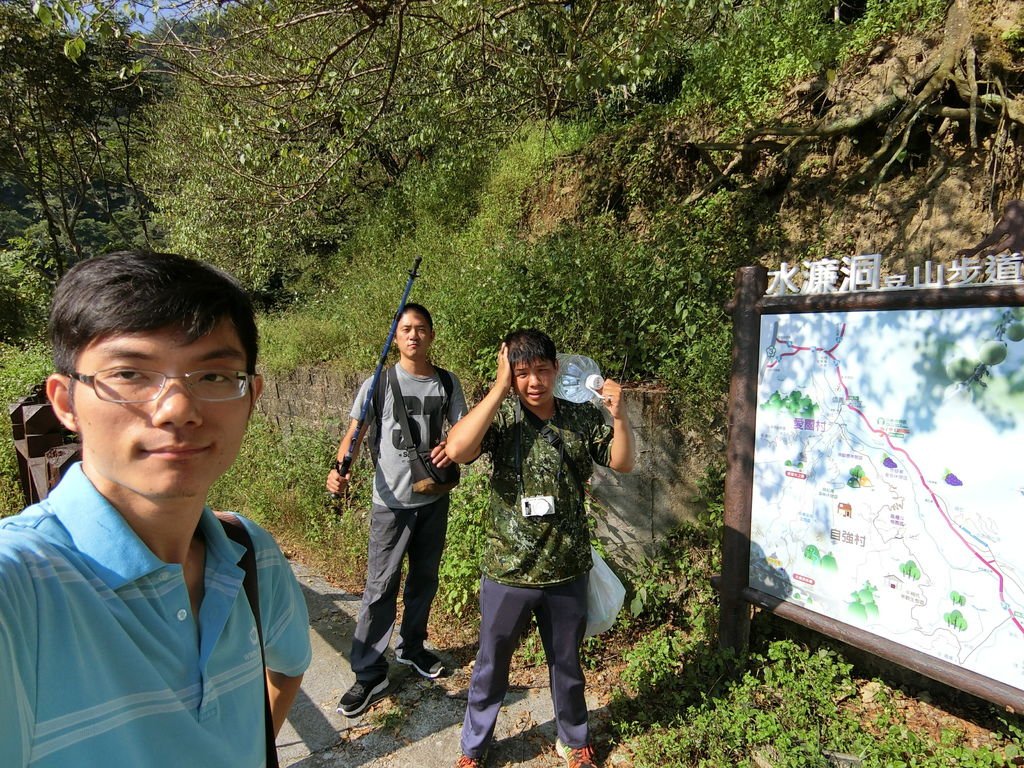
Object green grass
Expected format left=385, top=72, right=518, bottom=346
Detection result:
left=0, top=341, right=55, bottom=517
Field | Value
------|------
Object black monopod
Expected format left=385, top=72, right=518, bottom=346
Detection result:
left=333, top=256, right=422, bottom=492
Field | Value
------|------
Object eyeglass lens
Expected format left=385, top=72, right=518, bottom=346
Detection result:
left=90, top=369, right=248, bottom=402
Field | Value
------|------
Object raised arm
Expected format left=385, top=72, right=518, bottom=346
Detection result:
left=599, top=378, right=635, bottom=473
left=445, top=344, right=512, bottom=464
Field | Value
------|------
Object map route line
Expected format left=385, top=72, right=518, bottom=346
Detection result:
left=772, top=322, right=1024, bottom=637
left=766, top=344, right=808, bottom=368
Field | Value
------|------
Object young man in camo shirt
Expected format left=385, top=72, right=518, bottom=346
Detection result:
left=444, top=329, right=635, bottom=768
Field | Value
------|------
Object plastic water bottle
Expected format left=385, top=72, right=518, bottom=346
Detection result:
left=555, top=354, right=605, bottom=404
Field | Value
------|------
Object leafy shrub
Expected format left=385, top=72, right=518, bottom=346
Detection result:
left=0, top=247, right=50, bottom=344
left=843, top=0, right=948, bottom=57
left=673, top=0, right=845, bottom=124
left=626, top=639, right=858, bottom=768
left=621, top=624, right=688, bottom=693
left=210, top=417, right=331, bottom=527
left=435, top=470, right=488, bottom=620
left=668, top=0, right=947, bottom=127
left=208, top=416, right=376, bottom=584
left=258, top=306, right=355, bottom=374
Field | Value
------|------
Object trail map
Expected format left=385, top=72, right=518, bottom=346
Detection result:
left=750, top=307, right=1024, bottom=689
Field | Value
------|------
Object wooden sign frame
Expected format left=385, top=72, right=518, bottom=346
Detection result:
left=719, top=265, right=1024, bottom=713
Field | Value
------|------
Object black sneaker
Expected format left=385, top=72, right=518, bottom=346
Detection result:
left=396, top=648, right=445, bottom=678
left=336, top=675, right=389, bottom=717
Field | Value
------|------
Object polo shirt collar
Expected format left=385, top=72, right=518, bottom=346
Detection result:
left=47, top=463, right=244, bottom=590
left=196, top=509, right=248, bottom=570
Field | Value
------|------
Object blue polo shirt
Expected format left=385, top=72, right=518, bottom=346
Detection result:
left=0, top=464, right=312, bottom=768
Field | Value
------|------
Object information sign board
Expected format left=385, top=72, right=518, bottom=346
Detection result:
left=720, top=266, right=1024, bottom=712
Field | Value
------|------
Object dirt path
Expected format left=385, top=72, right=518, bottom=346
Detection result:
left=276, top=561, right=622, bottom=768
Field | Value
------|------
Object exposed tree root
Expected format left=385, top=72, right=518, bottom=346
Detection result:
left=682, top=0, right=1024, bottom=205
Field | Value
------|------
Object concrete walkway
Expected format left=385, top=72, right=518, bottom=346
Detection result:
left=276, top=561, right=620, bottom=768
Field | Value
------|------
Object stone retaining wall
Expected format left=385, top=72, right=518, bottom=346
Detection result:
left=257, top=365, right=713, bottom=568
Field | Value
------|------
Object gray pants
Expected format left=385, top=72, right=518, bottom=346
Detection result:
left=349, top=495, right=449, bottom=681
left=460, top=574, right=589, bottom=758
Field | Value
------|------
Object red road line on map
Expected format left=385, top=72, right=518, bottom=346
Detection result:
left=819, top=335, right=1024, bottom=636
left=766, top=344, right=809, bottom=369
left=770, top=323, right=1023, bottom=634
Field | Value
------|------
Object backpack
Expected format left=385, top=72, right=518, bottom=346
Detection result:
left=364, top=366, right=454, bottom=466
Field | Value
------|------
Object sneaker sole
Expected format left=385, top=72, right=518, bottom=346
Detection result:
left=555, top=740, right=569, bottom=768
left=555, top=739, right=596, bottom=768
left=395, top=655, right=444, bottom=679
left=336, top=677, right=389, bottom=717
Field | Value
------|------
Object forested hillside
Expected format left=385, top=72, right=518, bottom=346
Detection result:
left=4, top=0, right=1024, bottom=764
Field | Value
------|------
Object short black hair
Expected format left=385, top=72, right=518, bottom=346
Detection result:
left=504, top=328, right=557, bottom=367
left=49, top=251, right=259, bottom=374
left=400, top=302, right=433, bottom=329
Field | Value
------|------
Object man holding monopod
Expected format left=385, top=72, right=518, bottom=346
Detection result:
left=326, top=299, right=467, bottom=717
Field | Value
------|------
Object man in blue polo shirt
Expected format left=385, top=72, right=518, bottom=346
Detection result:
left=0, top=251, right=312, bottom=767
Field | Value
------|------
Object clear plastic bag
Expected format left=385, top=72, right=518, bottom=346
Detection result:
left=585, top=546, right=626, bottom=638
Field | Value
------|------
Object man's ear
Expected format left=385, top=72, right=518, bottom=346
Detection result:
left=46, top=374, right=79, bottom=432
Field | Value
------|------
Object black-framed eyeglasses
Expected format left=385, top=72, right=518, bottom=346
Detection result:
left=69, top=368, right=254, bottom=404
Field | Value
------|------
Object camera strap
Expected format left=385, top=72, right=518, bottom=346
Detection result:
left=514, top=400, right=586, bottom=507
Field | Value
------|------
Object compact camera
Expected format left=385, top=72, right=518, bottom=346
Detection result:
left=521, top=495, right=555, bottom=517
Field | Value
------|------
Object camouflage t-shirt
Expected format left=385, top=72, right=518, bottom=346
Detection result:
left=479, top=398, right=614, bottom=587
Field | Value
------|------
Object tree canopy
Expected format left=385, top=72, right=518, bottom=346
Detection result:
left=1, top=3, right=159, bottom=277
left=31, top=0, right=733, bottom=292
left=0, top=2, right=164, bottom=340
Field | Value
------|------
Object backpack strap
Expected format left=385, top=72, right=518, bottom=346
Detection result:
left=216, top=512, right=279, bottom=768
left=387, top=366, right=418, bottom=451
left=365, top=368, right=389, bottom=466
left=435, top=366, right=453, bottom=418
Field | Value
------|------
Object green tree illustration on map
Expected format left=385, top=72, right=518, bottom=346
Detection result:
left=762, top=390, right=818, bottom=417
left=944, top=609, right=968, bottom=631
left=803, top=546, right=838, bottom=571
left=848, top=581, right=879, bottom=621
left=900, top=560, right=922, bottom=580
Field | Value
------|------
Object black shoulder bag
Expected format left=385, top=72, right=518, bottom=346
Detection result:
left=388, top=367, right=460, bottom=494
